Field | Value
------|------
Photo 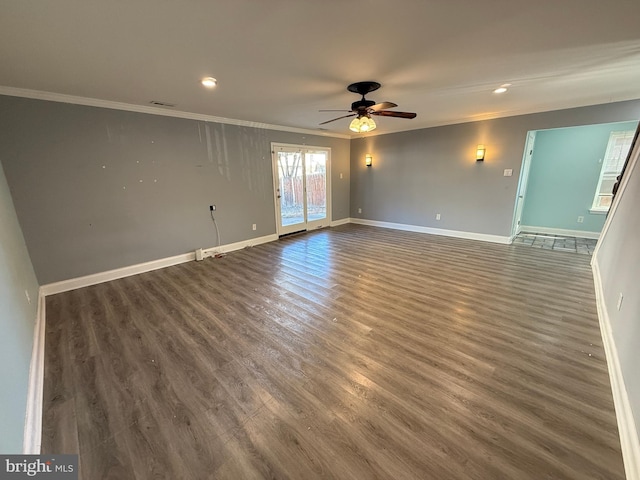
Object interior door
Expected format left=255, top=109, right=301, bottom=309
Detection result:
left=512, top=131, right=536, bottom=237
left=272, top=144, right=330, bottom=236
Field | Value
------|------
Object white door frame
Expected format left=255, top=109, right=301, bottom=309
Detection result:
left=511, top=131, right=536, bottom=239
left=271, top=143, right=331, bottom=236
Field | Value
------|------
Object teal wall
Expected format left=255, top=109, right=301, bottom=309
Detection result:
left=521, top=121, right=638, bottom=233
left=0, top=160, right=39, bottom=453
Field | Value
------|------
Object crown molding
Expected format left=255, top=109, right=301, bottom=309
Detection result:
left=350, top=96, right=640, bottom=139
left=0, top=86, right=351, bottom=140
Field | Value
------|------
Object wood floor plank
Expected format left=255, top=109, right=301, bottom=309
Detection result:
left=42, top=224, right=625, bottom=479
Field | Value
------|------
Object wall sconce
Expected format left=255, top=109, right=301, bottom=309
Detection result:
left=476, top=144, right=486, bottom=162
left=365, top=154, right=373, bottom=167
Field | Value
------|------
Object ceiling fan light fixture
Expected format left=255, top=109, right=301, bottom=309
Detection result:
left=349, top=117, right=362, bottom=132
left=362, top=116, right=376, bottom=132
left=349, top=116, right=377, bottom=133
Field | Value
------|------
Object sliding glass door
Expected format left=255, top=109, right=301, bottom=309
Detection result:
left=272, top=144, right=330, bottom=236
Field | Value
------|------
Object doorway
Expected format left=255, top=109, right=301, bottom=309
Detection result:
left=272, top=143, right=331, bottom=236
left=510, top=120, right=638, bottom=241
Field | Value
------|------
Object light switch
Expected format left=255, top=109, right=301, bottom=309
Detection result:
left=503, top=169, right=513, bottom=177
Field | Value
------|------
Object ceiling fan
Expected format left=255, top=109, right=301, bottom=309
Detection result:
left=320, top=81, right=417, bottom=133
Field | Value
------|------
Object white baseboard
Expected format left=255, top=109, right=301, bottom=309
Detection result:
left=202, top=233, right=278, bottom=258
left=592, top=260, right=640, bottom=480
left=23, top=291, right=46, bottom=454
left=41, top=234, right=279, bottom=296
left=330, top=217, right=351, bottom=227
left=350, top=218, right=511, bottom=244
left=520, top=225, right=601, bottom=239
left=40, top=252, right=195, bottom=296
left=38, top=220, right=511, bottom=295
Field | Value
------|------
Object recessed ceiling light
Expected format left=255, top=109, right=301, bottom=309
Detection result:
left=201, top=77, right=217, bottom=88
left=493, top=83, right=511, bottom=94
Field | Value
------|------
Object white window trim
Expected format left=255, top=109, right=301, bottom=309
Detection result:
left=589, top=208, right=608, bottom=215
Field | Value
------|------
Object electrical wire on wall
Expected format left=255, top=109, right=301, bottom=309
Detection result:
left=210, top=206, right=221, bottom=247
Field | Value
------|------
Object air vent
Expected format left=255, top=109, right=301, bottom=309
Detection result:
left=149, top=101, right=176, bottom=108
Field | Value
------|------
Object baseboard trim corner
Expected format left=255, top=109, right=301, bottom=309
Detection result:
left=592, top=260, right=640, bottom=480
left=30, top=232, right=280, bottom=451
left=350, top=218, right=511, bottom=244
left=23, top=291, right=46, bottom=454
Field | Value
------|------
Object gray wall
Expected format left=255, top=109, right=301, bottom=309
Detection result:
left=0, top=160, right=39, bottom=453
left=594, top=132, right=640, bottom=442
left=0, top=96, right=350, bottom=284
left=522, top=121, right=638, bottom=233
left=350, top=100, right=640, bottom=237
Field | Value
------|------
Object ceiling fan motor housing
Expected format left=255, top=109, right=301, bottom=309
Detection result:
left=352, top=99, right=376, bottom=112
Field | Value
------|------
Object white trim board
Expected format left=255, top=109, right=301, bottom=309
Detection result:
left=23, top=291, right=46, bottom=454
left=331, top=217, right=351, bottom=227
left=592, top=261, right=640, bottom=480
left=201, top=234, right=278, bottom=259
left=41, top=233, right=278, bottom=296
left=350, top=218, right=511, bottom=244
left=0, top=86, right=350, bottom=140
left=40, top=251, right=195, bottom=296
left=519, top=225, right=601, bottom=239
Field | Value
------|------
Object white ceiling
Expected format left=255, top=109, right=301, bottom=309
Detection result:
left=1, top=0, right=640, bottom=137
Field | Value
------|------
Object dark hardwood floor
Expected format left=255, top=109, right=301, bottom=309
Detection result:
left=42, top=224, right=625, bottom=479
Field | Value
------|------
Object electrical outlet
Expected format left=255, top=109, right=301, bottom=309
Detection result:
left=358, top=208, right=362, bottom=214
left=252, top=224, right=256, bottom=231
left=577, top=216, right=584, bottom=223
left=503, top=169, right=513, bottom=177
left=617, top=293, right=624, bottom=311
left=436, top=213, right=441, bottom=220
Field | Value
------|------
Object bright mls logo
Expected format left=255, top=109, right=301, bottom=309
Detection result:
left=0, top=455, right=77, bottom=479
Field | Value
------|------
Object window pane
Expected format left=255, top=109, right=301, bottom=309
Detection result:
left=278, top=152, right=304, bottom=227
left=305, top=152, right=327, bottom=222
left=592, top=130, right=636, bottom=210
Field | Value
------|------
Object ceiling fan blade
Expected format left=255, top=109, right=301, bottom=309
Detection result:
left=319, top=113, right=356, bottom=125
left=319, top=109, right=353, bottom=112
left=371, top=110, right=417, bottom=119
left=368, top=102, right=397, bottom=112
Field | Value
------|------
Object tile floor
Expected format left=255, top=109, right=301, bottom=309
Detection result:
left=513, top=231, right=598, bottom=255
